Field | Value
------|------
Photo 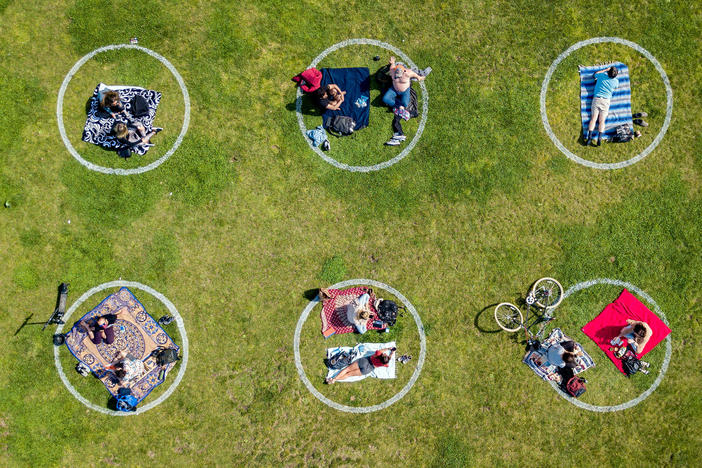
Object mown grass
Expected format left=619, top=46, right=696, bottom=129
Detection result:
left=0, top=0, right=700, bottom=466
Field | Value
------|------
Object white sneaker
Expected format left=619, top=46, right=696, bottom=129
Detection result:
left=384, top=138, right=401, bottom=146
left=393, top=133, right=407, bottom=141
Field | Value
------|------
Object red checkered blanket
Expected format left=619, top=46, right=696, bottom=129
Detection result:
left=320, top=287, right=386, bottom=338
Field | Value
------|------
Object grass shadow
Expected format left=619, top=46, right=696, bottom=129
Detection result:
left=302, top=288, right=319, bottom=301
left=286, top=93, right=322, bottom=117
left=473, top=304, right=503, bottom=334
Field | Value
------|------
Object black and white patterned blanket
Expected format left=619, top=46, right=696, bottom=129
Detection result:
left=82, top=83, right=162, bottom=156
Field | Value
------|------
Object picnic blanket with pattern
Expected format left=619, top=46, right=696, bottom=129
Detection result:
left=326, top=341, right=396, bottom=382
left=82, top=83, right=162, bottom=156
left=582, top=288, right=671, bottom=374
left=579, top=62, right=633, bottom=140
left=64, top=287, right=178, bottom=404
left=320, top=286, right=386, bottom=338
left=523, top=327, right=595, bottom=384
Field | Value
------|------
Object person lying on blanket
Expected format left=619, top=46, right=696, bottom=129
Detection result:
left=584, top=66, right=619, bottom=147
left=317, top=84, right=346, bottom=111
left=112, top=122, right=162, bottom=149
left=79, top=309, right=126, bottom=345
left=325, top=347, right=395, bottom=384
left=345, top=292, right=374, bottom=334
left=382, top=56, right=424, bottom=116
left=616, top=320, right=652, bottom=354
left=99, top=90, right=127, bottom=119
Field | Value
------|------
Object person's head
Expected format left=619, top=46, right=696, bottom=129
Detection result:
left=359, top=309, right=370, bottom=321
left=379, top=354, right=391, bottom=365
left=101, top=90, right=120, bottom=108
left=563, top=352, right=577, bottom=365
left=633, top=323, right=647, bottom=343
left=112, top=122, right=128, bottom=139
left=96, top=317, right=109, bottom=329
left=608, top=67, right=618, bottom=79
left=115, top=368, right=126, bottom=380
left=326, top=85, right=339, bottom=99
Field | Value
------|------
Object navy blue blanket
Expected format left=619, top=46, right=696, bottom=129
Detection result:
left=320, top=67, right=370, bottom=131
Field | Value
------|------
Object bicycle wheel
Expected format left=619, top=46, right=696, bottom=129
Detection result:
left=494, top=303, right=524, bottom=332
left=531, top=277, right=564, bottom=309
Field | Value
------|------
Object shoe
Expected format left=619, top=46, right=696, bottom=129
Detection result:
left=584, top=130, right=591, bottom=146
left=321, top=140, right=330, bottom=151
left=143, top=143, right=155, bottom=148
left=393, top=133, right=407, bottom=141
left=596, top=137, right=602, bottom=146
left=153, top=127, right=163, bottom=133
left=633, top=112, right=648, bottom=118
left=633, top=119, right=649, bottom=127
left=385, top=138, right=401, bottom=146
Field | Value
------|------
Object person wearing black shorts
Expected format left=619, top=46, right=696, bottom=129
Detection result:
left=325, top=347, right=395, bottom=384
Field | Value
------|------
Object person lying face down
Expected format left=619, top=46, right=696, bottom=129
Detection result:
left=317, top=84, right=346, bottom=111
left=325, top=347, right=395, bottom=384
left=100, top=90, right=126, bottom=119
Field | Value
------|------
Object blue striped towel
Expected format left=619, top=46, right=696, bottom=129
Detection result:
left=579, top=62, right=633, bottom=140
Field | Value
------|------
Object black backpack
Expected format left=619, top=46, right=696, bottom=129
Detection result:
left=326, top=349, right=357, bottom=370
left=153, top=347, right=180, bottom=366
left=622, top=354, right=642, bottom=376
left=377, top=300, right=403, bottom=327
left=130, top=95, right=149, bottom=117
left=327, top=116, right=356, bottom=136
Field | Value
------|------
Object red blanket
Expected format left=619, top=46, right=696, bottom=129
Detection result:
left=320, top=287, right=386, bottom=338
left=582, top=289, right=671, bottom=373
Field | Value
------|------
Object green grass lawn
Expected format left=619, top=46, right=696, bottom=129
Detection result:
left=1, top=0, right=700, bottom=466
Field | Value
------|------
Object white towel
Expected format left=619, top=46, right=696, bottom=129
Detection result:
left=326, top=341, right=396, bottom=382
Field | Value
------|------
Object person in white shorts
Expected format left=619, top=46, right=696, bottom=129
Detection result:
left=585, top=66, right=619, bottom=147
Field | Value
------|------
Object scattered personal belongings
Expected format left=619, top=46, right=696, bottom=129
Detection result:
left=581, top=289, right=671, bottom=375
left=291, top=67, right=322, bottom=93
left=325, top=342, right=396, bottom=383
left=64, top=287, right=179, bottom=405
left=83, top=83, right=162, bottom=157
left=306, top=125, right=329, bottom=147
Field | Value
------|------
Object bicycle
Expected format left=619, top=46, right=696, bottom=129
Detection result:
left=494, top=277, right=564, bottom=351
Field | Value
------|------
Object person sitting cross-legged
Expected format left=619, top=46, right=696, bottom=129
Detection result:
left=80, top=309, right=125, bottom=345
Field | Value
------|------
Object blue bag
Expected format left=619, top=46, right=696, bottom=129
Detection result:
left=116, top=387, right=138, bottom=412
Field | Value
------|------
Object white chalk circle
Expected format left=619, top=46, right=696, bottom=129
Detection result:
left=57, top=44, right=191, bottom=175
left=293, top=279, right=426, bottom=413
left=549, top=278, right=671, bottom=412
left=296, top=38, right=429, bottom=172
left=53, top=281, right=189, bottom=415
left=540, top=37, right=673, bottom=170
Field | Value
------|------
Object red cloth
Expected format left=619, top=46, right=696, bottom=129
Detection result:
left=291, top=68, right=322, bottom=93
left=581, top=289, right=671, bottom=373
left=370, top=350, right=390, bottom=368
left=319, top=287, right=385, bottom=338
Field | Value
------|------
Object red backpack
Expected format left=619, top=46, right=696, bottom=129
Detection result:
left=565, top=376, right=587, bottom=398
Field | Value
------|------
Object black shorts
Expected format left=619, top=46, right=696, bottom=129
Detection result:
left=357, top=357, right=373, bottom=375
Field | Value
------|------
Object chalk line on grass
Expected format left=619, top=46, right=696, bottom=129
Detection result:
left=295, top=39, right=429, bottom=172
left=293, top=279, right=426, bottom=413
left=57, top=44, right=190, bottom=175
left=540, top=37, right=673, bottom=170
left=548, top=278, right=671, bottom=412
left=53, top=281, right=189, bottom=415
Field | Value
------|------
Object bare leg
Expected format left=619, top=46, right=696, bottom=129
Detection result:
left=327, top=361, right=362, bottom=384
left=598, top=109, right=607, bottom=134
